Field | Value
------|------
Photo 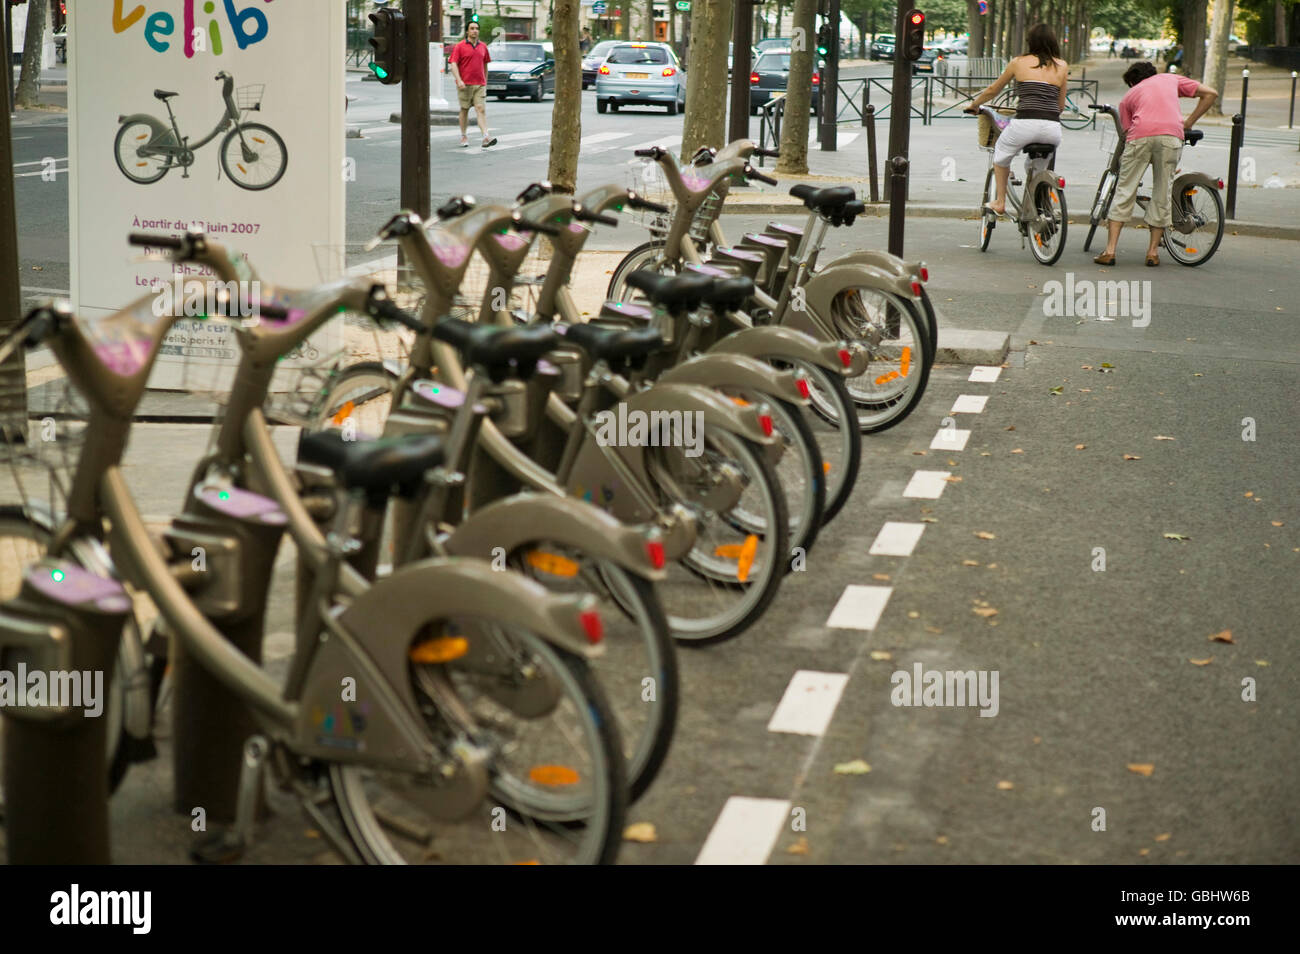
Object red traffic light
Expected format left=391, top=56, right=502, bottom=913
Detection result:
left=909, top=11, right=925, bottom=25
left=903, top=9, right=926, bottom=61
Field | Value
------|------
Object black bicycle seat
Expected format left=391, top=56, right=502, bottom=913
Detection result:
left=431, top=318, right=560, bottom=382
left=1184, top=128, right=1204, bottom=145
left=699, top=276, right=755, bottom=312
left=1023, top=143, right=1056, bottom=158
left=298, top=430, right=446, bottom=506
left=154, top=89, right=179, bottom=101
left=789, top=184, right=856, bottom=213
left=625, top=271, right=714, bottom=312
left=561, top=322, right=664, bottom=368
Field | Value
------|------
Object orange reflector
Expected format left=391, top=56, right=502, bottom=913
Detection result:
left=731, top=396, right=751, bottom=407
left=514, top=859, right=542, bottom=865
left=331, top=400, right=356, bottom=425
left=237, top=164, right=248, bottom=174
left=1185, top=247, right=1198, bottom=254
left=874, top=370, right=900, bottom=385
left=713, top=534, right=759, bottom=582
left=900, top=346, right=911, bottom=377
left=1187, top=188, right=1198, bottom=196
left=252, top=137, right=266, bottom=144
left=136, top=162, right=148, bottom=167
left=135, top=134, right=148, bottom=141
left=525, top=550, right=580, bottom=577
left=529, top=765, right=580, bottom=786
left=409, top=636, right=469, bottom=663
left=646, top=539, right=666, bottom=570
left=579, top=608, right=603, bottom=644
left=823, top=460, right=831, bottom=474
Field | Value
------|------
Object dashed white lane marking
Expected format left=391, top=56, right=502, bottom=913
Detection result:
left=626, top=135, right=683, bottom=154
left=869, top=521, right=926, bottom=557
left=526, top=130, right=632, bottom=159
left=968, top=366, right=1002, bottom=382
left=950, top=394, right=989, bottom=414
left=695, top=796, right=792, bottom=865
left=903, top=470, right=951, bottom=499
left=930, top=428, right=970, bottom=450
left=768, top=671, right=850, bottom=736
left=826, top=584, right=892, bottom=630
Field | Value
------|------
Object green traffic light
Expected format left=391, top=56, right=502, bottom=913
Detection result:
left=370, top=63, right=389, bottom=80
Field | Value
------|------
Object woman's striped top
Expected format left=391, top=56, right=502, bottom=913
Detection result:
left=1014, top=79, right=1062, bottom=122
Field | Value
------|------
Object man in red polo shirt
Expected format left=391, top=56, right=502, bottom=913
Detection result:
left=448, top=22, right=497, bottom=148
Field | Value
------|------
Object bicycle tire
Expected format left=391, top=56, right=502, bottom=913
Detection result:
left=788, top=360, right=862, bottom=524
left=1059, top=98, right=1094, bottom=130
left=220, top=122, right=288, bottom=191
left=113, top=121, right=172, bottom=185
left=916, top=286, right=940, bottom=370
left=979, top=167, right=996, bottom=251
left=1163, top=184, right=1224, bottom=267
left=1085, top=171, right=1116, bottom=252
left=1028, top=180, right=1068, bottom=266
left=607, top=240, right=676, bottom=303
left=330, top=630, right=626, bottom=864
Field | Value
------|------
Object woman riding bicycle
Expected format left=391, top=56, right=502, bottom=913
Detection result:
left=963, top=24, right=1067, bottom=217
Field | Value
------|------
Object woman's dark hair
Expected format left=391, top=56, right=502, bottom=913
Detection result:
left=1123, top=61, right=1159, bottom=87
left=1025, top=24, right=1061, bottom=68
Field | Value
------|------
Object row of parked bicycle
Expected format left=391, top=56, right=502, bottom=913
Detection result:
left=0, top=138, right=936, bottom=864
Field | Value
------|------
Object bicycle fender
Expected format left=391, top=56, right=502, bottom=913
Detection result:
left=445, top=493, right=667, bottom=581
left=337, top=557, right=604, bottom=662
left=1170, top=172, right=1220, bottom=234
left=790, top=262, right=919, bottom=341
left=659, top=353, right=807, bottom=406
left=116, top=114, right=169, bottom=142
left=705, top=325, right=849, bottom=373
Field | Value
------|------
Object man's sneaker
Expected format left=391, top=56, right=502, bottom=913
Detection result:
left=483, top=137, right=498, bottom=148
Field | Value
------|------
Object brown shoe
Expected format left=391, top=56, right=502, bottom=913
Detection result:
left=1093, top=253, right=1116, bottom=266
left=1145, top=253, right=1159, bottom=267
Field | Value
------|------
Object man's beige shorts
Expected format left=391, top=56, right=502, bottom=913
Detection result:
left=458, top=84, right=486, bottom=110
left=1110, top=134, right=1182, bottom=228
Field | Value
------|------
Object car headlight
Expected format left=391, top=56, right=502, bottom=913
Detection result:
left=511, top=72, right=534, bottom=80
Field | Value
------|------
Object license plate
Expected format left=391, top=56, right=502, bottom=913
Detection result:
left=626, top=72, right=650, bottom=79
left=487, top=85, right=505, bottom=92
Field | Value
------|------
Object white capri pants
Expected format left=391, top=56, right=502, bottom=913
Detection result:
left=993, top=118, right=1062, bottom=168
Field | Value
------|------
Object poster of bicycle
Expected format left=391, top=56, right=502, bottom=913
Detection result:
left=67, top=0, right=345, bottom=390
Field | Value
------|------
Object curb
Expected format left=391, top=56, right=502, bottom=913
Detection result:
left=716, top=200, right=1300, bottom=240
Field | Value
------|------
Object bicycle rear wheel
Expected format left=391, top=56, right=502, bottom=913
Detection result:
left=1163, top=184, right=1224, bottom=266
left=1028, top=179, right=1068, bottom=266
left=114, top=121, right=171, bottom=184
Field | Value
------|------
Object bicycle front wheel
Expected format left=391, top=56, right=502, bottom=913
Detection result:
left=607, top=240, right=676, bottom=303
left=221, top=123, right=288, bottom=190
left=331, top=626, right=626, bottom=864
left=1163, top=183, right=1224, bottom=266
left=1085, top=171, right=1116, bottom=252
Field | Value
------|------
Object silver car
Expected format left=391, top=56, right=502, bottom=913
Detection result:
left=595, top=42, right=686, bottom=115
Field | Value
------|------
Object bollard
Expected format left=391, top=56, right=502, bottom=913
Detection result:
left=1226, top=113, right=1244, bottom=220
left=1240, top=69, right=1249, bottom=123
left=887, top=155, right=909, bottom=256
left=861, top=80, right=869, bottom=126
left=866, top=105, right=879, bottom=203
left=1289, top=71, right=1296, bottom=130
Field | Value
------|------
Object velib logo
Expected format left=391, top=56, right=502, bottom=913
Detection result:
left=0, top=664, right=104, bottom=718
left=1043, top=274, right=1152, bottom=328
left=891, top=663, right=1000, bottom=717
left=593, top=404, right=704, bottom=458
left=112, top=0, right=273, bottom=57
left=151, top=277, right=262, bottom=319
left=50, top=885, right=151, bottom=934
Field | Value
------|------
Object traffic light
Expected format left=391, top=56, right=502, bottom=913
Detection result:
left=816, top=25, right=832, bottom=57
left=368, top=7, right=407, bottom=85
left=902, top=10, right=925, bottom=61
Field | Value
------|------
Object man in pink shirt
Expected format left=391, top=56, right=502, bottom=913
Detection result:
left=448, top=22, right=497, bottom=148
left=1095, top=61, right=1216, bottom=266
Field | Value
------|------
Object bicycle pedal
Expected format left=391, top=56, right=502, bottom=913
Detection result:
left=190, top=827, right=246, bottom=864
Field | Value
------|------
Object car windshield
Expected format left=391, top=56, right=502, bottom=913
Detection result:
left=494, top=43, right=544, bottom=61
left=608, top=45, right=669, bottom=64
left=877, top=35, right=895, bottom=43
left=757, top=39, right=791, bottom=50
left=756, top=53, right=790, bottom=71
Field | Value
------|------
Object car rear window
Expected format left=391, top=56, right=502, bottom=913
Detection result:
left=608, top=45, right=669, bottom=64
left=588, top=41, right=619, bottom=57
left=494, top=43, right=545, bottom=61
left=756, top=53, right=791, bottom=71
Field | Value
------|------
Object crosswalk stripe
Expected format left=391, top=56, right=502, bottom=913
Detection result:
left=968, top=366, right=1002, bottom=382
left=950, top=394, right=989, bottom=414
left=826, top=584, right=892, bottom=630
left=768, top=671, right=850, bottom=736
left=930, top=428, right=970, bottom=450
left=903, top=470, right=950, bottom=499
left=695, top=796, right=791, bottom=865
left=869, top=522, right=926, bottom=557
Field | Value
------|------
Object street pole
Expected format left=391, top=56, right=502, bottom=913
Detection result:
left=4, top=2, right=12, bottom=109
left=402, top=0, right=432, bottom=220
left=0, top=18, right=25, bottom=437
left=818, top=0, right=840, bottom=151
left=729, top=0, right=754, bottom=147
left=885, top=1, right=912, bottom=245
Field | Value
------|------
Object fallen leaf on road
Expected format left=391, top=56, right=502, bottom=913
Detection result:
left=962, top=559, right=980, bottom=566
left=912, top=450, right=927, bottom=455
left=935, top=835, right=949, bottom=845
left=1209, top=629, right=1234, bottom=644
left=1163, top=533, right=1190, bottom=541
left=1255, top=660, right=1270, bottom=667
left=1244, top=492, right=1254, bottom=497
left=996, top=780, right=1014, bottom=790
left=1049, top=386, right=1064, bottom=395
left=925, top=625, right=943, bottom=634
left=975, top=531, right=996, bottom=539
left=945, top=475, right=963, bottom=483
left=833, top=759, right=872, bottom=775
left=623, top=822, right=658, bottom=843
left=907, top=611, right=920, bottom=619
left=1188, top=657, right=1214, bottom=666
left=1127, top=763, right=1155, bottom=777
left=1075, top=444, right=1086, bottom=450
left=921, top=517, right=938, bottom=523
left=1081, top=365, right=1093, bottom=370
left=1271, top=521, right=1284, bottom=527
left=1123, top=454, right=1142, bottom=460
left=987, top=563, right=998, bottom=568
left=872, top=573, right=891, bottom=581
left=973, top=607, right=999, bottom=618
left=1139, top=848, right=1151, bottom=856
left=1005, top=425, right=1016, bottom=431
left=869, top=650, right=892, bottom=661
left=1032, top=736, right=1041, bottom=744
left=1011, top=448, right=1024, bottom=454
left=1078, top=388, right=1092, bottom=392
left=980, top=451, right=992, bottom=456
left=1154, top=435, right=1176, bottom=441
left=786, top=837, right=809, bottom=855
left=1193, top=372, right=1203, bottom=377
left=1155, top=833, right=1172, bottom=842
left=1100, top=362, right=1114, bottom=369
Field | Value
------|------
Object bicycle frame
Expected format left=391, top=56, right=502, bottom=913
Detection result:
left=118, top=73, right=244, bottom=164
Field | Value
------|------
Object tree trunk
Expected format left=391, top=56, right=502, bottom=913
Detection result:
left=776, top=0, right=815, bottom=175
left=1011, top=0, right=1025, bottom=59
left=548, top=0, right=583, bottom=193
left=1276, top=1, right=1288, bottom=46
left=1203, top=0, right=1233, bottom=114
left=1182, top=0, right=1207, bottom=80
left=621, top=3, right=631, bottom=39
left=681, top=0, right=734, bottom=162
left=14, top=0, right=48, bottom=109
left=966, top=0, right=986, bottom=61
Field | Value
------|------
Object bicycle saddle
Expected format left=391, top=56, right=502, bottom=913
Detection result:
left=154, top=89, right=179, bottom=100
left=1184, top=128, right=1203, bottom=145
left=298, top=430, right=446, bottom=506
left=789, top=184, right=856, bottom=213
left=561, top=322, right=664, bottom=368
left=431, top=318, right=560, bottom=382
left=625, top=271, right=714, bottom=312
left=699, top=276, right=755, bottom=312
left=1023, top=143, right=1056, bottom=158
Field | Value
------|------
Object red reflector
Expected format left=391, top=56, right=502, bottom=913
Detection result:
left=837, top=348, right=852, bottom=368
left=579, top=609, right=604, bottom=645
left=910, top=281, right=922, bottom=296
left=1057, top=177, right=1066, bottom=188
left=662, top=67, right=676, bottom=76
left=759, top=414, right=774, bottom=437
left=796, top=378, right=810, bottom=399
left=919, top=266, right=929, bottom=282
left=1216, top=178, right=1224, bottom=189
left=750, top=72, right=760, bottom=84
left=645, top=539, right=666, bottom=570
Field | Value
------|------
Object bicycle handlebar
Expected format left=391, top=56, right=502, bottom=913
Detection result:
left=129, top=232, right=185, bottom=251
left=745, top=164, right=779, bottom=186
left=516, top=181, right=554, bottom=204
left=365, top=287, right=425, bottom=333
left=572, top=204, right=620, bottom=228
left=625, top=192, right=670, bottom=214
left=752, top=146, right=780, bottom=158
left=634, top=147, right=662, bottom=158
left=436, top=195, right=476, bottom=221
left=513, top=217, right=563, bottom=236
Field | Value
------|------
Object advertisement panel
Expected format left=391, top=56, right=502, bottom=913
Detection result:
left=67, top=0, right=346, bottom=389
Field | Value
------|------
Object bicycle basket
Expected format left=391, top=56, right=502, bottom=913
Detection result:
left=1100, top=118, right=1119, bottom=156
left=627, top=159, right=672, bottom=239
left=977, top=107, right=1016, bottom=148
left=235, top=84, right=265, bottom=112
